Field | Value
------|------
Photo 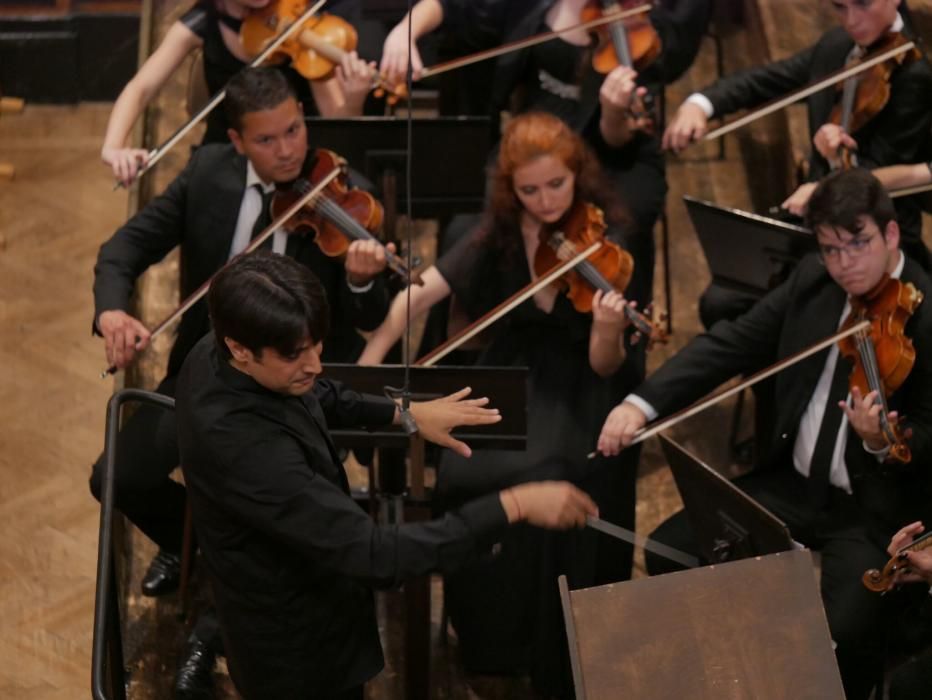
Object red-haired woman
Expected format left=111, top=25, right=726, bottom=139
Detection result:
left=359, top=111, right=640, bottom=697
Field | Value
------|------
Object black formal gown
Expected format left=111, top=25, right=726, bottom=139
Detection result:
left=434, top=224, right=639, bottom=698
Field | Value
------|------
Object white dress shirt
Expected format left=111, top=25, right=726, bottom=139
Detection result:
left=228, top=161, right=287, bottom=259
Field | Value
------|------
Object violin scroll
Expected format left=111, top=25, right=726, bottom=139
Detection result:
left=863, top=530, right=932, bottom=593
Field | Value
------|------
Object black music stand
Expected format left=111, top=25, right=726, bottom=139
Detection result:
left=323, top=363, right=528, bottom=700
left=684, top=194, right=816, bottom=297
left=305, top=116, right=491, bottom=232
left=660, top=435, right=796, bottom=564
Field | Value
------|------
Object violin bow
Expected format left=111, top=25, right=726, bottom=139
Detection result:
left=101, top=166, right=340, bottom=377
left=890, top=181, right=932, bottom=198
left=703, top=40, right=916, bottom=143
left=589, top=319, right=871, bottom=457
left=415, top=242, right=603, bottom=367
left=416, top=4, right=651, bottom=81
left=116, top=0, right=327, bottom=189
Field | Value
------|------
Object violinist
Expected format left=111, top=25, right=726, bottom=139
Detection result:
left=102, top=0, right=375, bottom=186
left=664, top=0, right=932, bottom=279
left=881, top=521, right=932, bottom=700
left=381, top=0, right=712, bottom=309
left=359, top=112, right=638, bottom=697
left=89, top=67, right=392, bottom=698
left=598, top=168, right=932, bottom=700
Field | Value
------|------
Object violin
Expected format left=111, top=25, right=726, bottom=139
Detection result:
left=534, top=201, right=667, bottom=348
left=863, top=530, right=932, bottom=593
left=837, top=274, right=924, bottom=463
left=581, top=0, right=660, bottom=133
left=241, top=1, right=404, bottom=102
left=582, top=0, right=661, bottom=74
left=830, top=32, right=922, bottom=142
left=272, top=149, right=422, bottom=284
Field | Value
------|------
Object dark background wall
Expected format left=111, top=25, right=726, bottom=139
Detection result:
left=0, top=10, right=141, bottom=102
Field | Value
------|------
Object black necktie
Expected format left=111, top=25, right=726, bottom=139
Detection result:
left=808, top=351, right=852, bottom=507
left=250, top=184, right=274, bottom=245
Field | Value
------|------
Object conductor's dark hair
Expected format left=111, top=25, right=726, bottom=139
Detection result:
left=805, top=168, right=896, bottom=239
left=209, top=251, right=329, bottom=360
left=225, top=66, right=297, bottom=132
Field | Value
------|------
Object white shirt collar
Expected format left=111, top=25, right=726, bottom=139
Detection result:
left=892, top=12, right=905, bottom=34
left=246, top=160, right=275, bottom=194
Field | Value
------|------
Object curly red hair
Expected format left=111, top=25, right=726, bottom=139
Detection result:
left=480, top=112, right=627, bottom=260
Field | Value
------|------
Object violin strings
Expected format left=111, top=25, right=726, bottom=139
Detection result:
left=855, top=328, right=893, bottom=436
left=316, top=197, right=372, bottom=242
left=554, top=236, right=650, bottom=332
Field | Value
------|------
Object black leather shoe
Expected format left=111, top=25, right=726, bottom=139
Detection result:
left=174, top=637, right=216, bottom=699
left=140, top=549, right=181, bottom=597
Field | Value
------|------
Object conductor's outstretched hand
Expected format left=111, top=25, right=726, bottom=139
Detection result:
left=407, top=387, right=501, bottom=457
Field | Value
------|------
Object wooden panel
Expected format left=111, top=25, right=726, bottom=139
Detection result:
left=564, top=551, right=844, bottom=700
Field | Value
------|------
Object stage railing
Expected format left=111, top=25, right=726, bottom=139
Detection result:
left=91, top=389, right=175, bottom=700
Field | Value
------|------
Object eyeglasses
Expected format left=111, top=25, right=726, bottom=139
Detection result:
left=817, top=234, right=877, bottom=262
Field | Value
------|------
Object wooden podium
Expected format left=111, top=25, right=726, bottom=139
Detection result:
left=560, top=550, right=844, bottom=699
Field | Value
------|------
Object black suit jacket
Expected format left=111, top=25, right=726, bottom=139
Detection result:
left=700, top=25, right=932, bottom=260
left=176, top=336, right=508, bottom=698
left=93, top=144, right=390, bottom=377
left=635, top=254, right=932, bottom=540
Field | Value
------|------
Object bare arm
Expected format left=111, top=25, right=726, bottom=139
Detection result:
left=588, top=289, right=629, bottom=377
left=872, top=162, right=932, bottom=192
left=380, top=0, right=445, bottom=82
left=101, top=21, right=202, bottom=185
left=358, top=266, right=452, bottom=365
left=598, top=66, right=642, bottom=148
left=311, top=51, right=374, bottom=117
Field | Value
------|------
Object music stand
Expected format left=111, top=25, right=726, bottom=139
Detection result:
left=660, top=435, right=795, bottom=564
left=322, top=363, right=527, bottom=700
left=305, top=116, right=491, bottom=228
left=684, top=195, right=815, bottom=297
left=559, top=550, right=844, bottom=699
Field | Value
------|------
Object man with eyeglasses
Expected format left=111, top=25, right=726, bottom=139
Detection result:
left=597, top=168, right=932, bottom=699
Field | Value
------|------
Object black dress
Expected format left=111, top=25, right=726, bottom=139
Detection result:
left=505, top=20, right=666, bottom=312
left=434, top=223, right=639, bottom=697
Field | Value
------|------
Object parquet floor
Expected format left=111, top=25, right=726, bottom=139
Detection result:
left=0, top=103, right=129, bottom=698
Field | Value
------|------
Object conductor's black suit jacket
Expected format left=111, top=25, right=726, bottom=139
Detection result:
left=176, top=336, right=509, bottom=698
left=634, top=254, right=932, bottom=542
left=93, top=143, right=389, bottom=377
